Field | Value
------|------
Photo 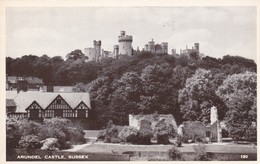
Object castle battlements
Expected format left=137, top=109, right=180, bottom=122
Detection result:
left=118, top=31, right=133, bottom=56
left=118, top=35, right=133, bottom=42
left=93, top=40, right=101, bottom=46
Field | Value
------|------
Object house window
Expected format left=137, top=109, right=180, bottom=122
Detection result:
left=45, top=110, right=54, bottom=117
left=63, top=110, right=73, bottom=118
left=39, top=110, right=42, bottom=118
left=86, top=110, right=88, bottom=118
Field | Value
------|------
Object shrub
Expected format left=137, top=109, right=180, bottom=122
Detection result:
left=66, top=127, right=85, bottom=144
left=138, top=126, right=153, bottom=145
left=6, top=117, right=85, bottom=150
left=18, top=135, right=42, bottom=149
left=154, top=119, right=176, bottom=144
left=18, top=120, right=41, bottom=136
left=38, top=118, right=85, bottom=149
left=182, top=121, right=206, bottom=143
left=245, top=124, right=257, bottom=142
left=167, top=146, right=181, bottom=160
left=193, top=144, right=209, bottom=161
left=118, top=126, right=139, bottom=144
left=194, top=135, right=208, bottom=143
left=96, top=120, right=121, bottom=143
left=97, top=129, right=106, bottom=140
left=6, top=118, right=22, bottom=148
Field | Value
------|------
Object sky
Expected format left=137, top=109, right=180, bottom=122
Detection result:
left=6, top=7, right=256, bottom=60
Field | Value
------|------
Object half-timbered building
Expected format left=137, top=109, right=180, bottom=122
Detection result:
left=6, top=91, right=92, bottom=129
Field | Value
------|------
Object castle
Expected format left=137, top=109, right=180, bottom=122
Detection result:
left=85, top=31, right=133, bottom=62
left=84, top=40, right=102, bottom=62
left=84, top=30, right=201, bottom=62
left=172, top=43, right=200, bottom=58
left=144, top=39, right=168, bottom=54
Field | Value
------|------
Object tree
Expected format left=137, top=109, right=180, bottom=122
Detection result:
left=33, top=55, right=53, bottom=84
left=216, top=71, right=256, bottom=141
left=178, top=68, right=223, bottom=124
left=90, top=76, right=114, bottom=128
left=72, top=83, right=86, bottom=92
left=109, top=72, right=142, bottom=125
left=66, top=49, right=85, bottom=61
left=139, top=64, right=175, bottom=114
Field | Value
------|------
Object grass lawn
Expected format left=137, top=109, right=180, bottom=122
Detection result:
left=76, top=142, right=257, bottom=154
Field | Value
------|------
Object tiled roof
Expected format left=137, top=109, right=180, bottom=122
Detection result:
left=42, top=86, right=74, bottom=92
left=6, top=91, right=90, bottom=113
left=7, top=76, right=17, bottom=83
left=6, top=99, right=16, bottom=107
left=7, top=76, right=44, bottom=85
left=25, top=77, right=44, bottom=85
left=6, top=91, right=18, bottom=99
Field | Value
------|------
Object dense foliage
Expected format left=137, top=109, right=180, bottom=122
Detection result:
left=167, top=146, right=182, bottom=160
left=97, top=120, right=153, bottom=145
left=216, top=72, right=257, bottom=141
left=6, top=117, right=85, bottom=150
left=154, top=119, right=176, bottom=144
left=6, top=52, right=257, bottom=141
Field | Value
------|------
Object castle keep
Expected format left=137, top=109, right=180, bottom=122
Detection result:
left=118, top=31, right=133, bottom=56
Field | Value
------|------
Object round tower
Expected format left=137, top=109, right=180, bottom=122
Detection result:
left=118, top=31, right=133, bottom=56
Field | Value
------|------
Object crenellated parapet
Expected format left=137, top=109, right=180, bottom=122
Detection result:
left=118, top=35, right=133, bottom=42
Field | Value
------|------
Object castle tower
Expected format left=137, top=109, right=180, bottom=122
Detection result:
left=172, top=49, right=176, bottom=56
left=118, top=31, right=133, bottom=56
left=194, top=43, right=199, bottom=54
left=148, top=39, right=155, bottom=53
left=94, top=40, right=102, bottom=62
left=145, top=44, right=148, bottom=51
left=84, top=48, right=95, bottom=62
left=161, top=42, right=168, bottom=54
left=113, top=45, right=119, bottom=59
